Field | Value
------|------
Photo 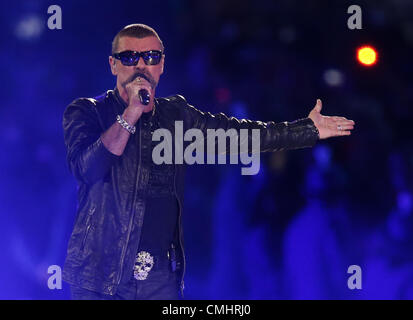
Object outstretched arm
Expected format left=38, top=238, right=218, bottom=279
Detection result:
left=182, top=96, right=319, bottom=153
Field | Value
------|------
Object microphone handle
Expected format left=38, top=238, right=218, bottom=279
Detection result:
left=139, top=89, right=150, bottom=105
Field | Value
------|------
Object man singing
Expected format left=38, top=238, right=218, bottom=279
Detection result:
left=62, top=23, right=355, bottom=300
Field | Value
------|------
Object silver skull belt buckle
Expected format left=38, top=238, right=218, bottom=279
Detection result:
left=133, top=251, right=154, bottom=280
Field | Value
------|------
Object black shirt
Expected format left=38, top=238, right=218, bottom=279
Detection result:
left=137, top=111, right=179, bottom=255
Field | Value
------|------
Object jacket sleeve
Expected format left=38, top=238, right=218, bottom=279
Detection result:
left=62, top=98, right=120, bottom=185
left=179, top=95, right=320, bottom=153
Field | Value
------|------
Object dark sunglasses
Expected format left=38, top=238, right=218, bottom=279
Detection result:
left=112, top=50, right=163, bottom=66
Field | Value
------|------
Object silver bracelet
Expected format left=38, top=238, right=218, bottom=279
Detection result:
left=116, top=115, right=136, bottom=134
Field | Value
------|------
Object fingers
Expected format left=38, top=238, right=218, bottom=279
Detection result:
left=314, top=99, right=322, bottom=113
left=323, top=115, right=355, bottom=137
left=336, top=121, right=355, bottom=134
left=133, top=83, right=152, bottom=96
left=125, top=77, right=152, bottom=107
left=330, top=116, right=355, bottom=128
left=336, top=129, right=352, bottom=136
left=331, top=115, right=355, bottom=123
left=335, top=121, right=354, bottom=136
left=337, top=124, right=354, bottom=131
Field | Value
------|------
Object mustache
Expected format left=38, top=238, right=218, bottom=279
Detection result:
left=122, top=70, right=157, bottom=89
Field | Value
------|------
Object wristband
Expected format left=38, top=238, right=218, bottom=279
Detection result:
left=116, top=115, right=136, bottom=134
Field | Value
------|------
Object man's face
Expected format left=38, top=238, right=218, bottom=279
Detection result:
left=109, top=36, right=164, bottom=92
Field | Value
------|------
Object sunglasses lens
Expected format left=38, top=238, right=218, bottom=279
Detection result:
left=142, top=51, right=162, bottom=65
left=118, top=51, right=139, bottom=66
left=115, top=51, right=162, bottom=66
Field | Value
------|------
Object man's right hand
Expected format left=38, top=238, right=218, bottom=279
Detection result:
left=123, top=77, right=153, bottom=124
left=125, top=77, right=152, bottom=109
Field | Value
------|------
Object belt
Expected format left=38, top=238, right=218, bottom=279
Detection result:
left=133, top=243, right=179, bottom=281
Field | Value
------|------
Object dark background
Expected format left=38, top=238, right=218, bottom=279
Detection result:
left=1, top=0, right=413, bottom=299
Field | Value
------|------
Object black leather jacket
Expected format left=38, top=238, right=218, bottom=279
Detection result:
left=62, top=88, right=319, bottom=297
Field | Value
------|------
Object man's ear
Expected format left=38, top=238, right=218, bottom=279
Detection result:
left=109, top=56, right=117, bottom=75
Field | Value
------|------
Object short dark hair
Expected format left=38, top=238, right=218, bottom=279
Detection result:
left=111, top=24, right=164, bottom=54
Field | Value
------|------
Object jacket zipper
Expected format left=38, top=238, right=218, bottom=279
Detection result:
left=114, top=120, right=142, bottom=290
left=174, top=165, right=186, bottom=298
left=81, top=206, right=95, bottom=251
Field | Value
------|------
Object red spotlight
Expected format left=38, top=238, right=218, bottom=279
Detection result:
left=357, top=45, right=378, bottom=66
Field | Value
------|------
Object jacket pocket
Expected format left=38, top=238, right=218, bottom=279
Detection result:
left=81, top=205, right=96, bottom=251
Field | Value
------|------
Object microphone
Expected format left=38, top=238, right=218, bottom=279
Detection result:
left=139, top=89, right=150, bottom=105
